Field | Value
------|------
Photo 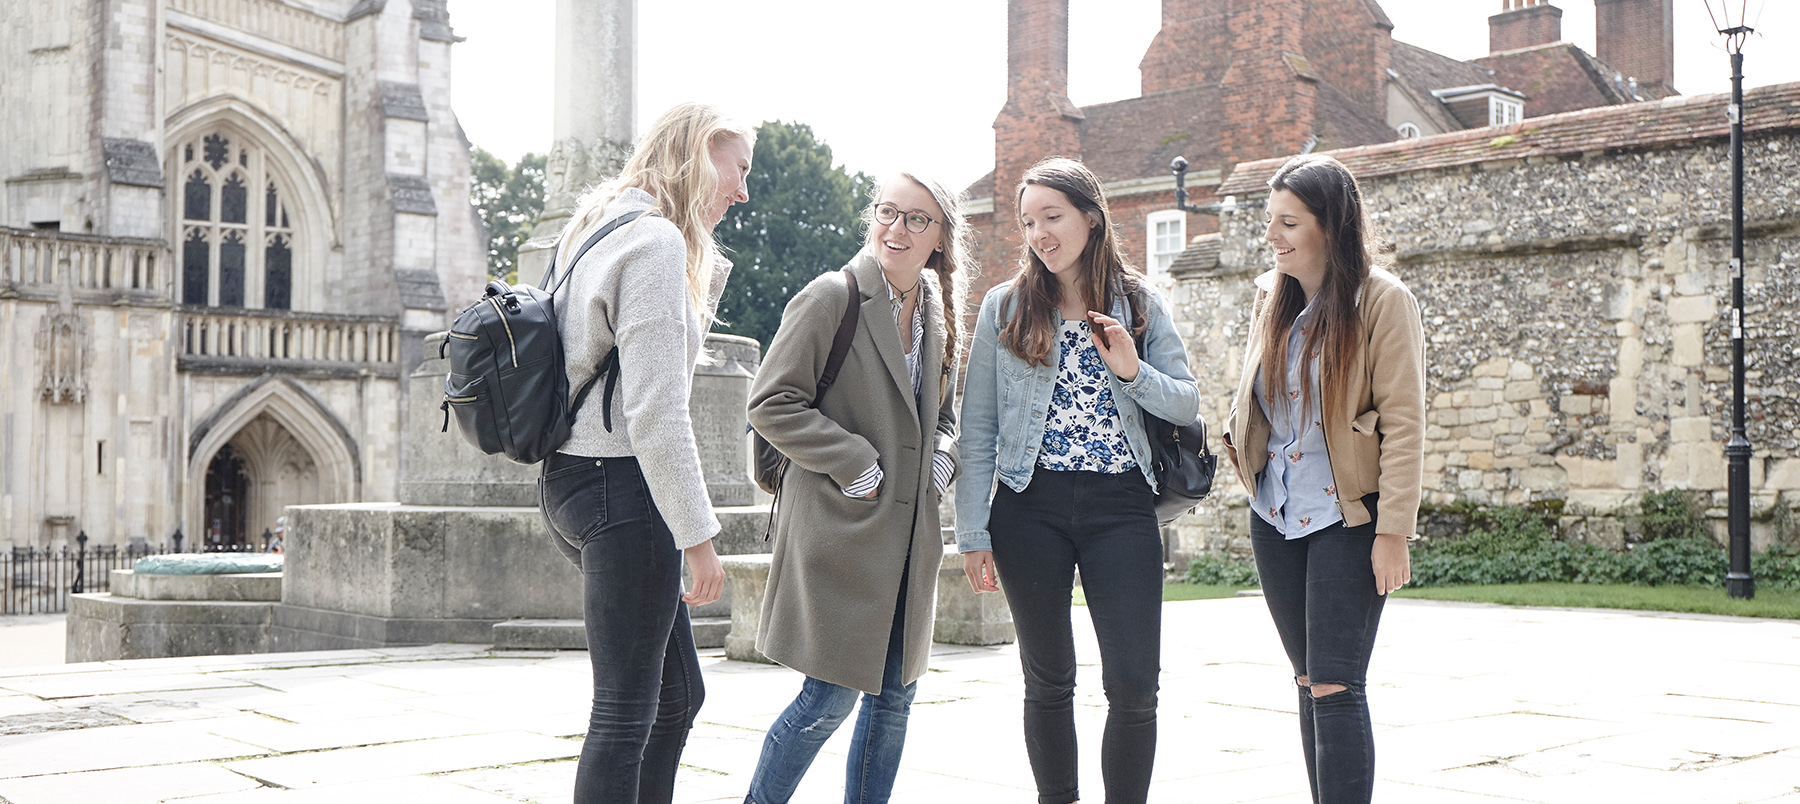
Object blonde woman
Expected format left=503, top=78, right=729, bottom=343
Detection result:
left=536, top=102, right=754, bottom=804
left=743, top=172, right=971, bottom=804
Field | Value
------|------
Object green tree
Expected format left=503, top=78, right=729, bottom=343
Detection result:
left=715, top=122, right=871, bottom=348
left=469, top=147, right=546, bottom=284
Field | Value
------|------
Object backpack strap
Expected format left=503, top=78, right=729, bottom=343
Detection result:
left=546, top=210, right=647, bottom=433
left=814, top=269, right=861, bottom=404
left=541, top=210, right=647, bottom=293
left=761, top=268, right=862, bottom=541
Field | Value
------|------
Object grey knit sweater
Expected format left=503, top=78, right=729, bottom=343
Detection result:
left=551, top=188, right=729, bottom=550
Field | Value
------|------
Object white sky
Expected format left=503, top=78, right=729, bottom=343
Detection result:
left=448, top=0, right=1797, bottom=193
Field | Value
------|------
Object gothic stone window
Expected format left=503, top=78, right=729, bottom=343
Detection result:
left=179, top=132, right=295, bottom=309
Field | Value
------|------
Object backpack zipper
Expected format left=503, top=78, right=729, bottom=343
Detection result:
left=486, top=297, right=518, bottom=367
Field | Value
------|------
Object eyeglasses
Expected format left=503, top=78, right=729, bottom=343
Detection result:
left=874, top=203, right=939, bottom=234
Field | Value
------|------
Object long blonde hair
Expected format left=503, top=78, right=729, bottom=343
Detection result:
left=861, top=172, right=973, bottom=369
left=556, top=102, right=755, bottom=313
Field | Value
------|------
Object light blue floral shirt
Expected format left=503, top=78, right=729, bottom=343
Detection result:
left=1252, top=297, right=1342, bottom=539
left=1038, top=320, right=1137, bottom=474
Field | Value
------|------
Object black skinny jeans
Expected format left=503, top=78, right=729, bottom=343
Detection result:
left=989, top=467, right=1163, bottom=804
left=1249, top=494, right=1387, bottom=804
left=540, top=453, right=705, bottom=804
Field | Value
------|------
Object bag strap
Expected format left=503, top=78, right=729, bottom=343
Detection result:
left=541, top=210, right=647, bottom=294
left=547, top=210, right=647, bottom=433
left=764, top=269, right=862, bottom=541
left=814, top=269, right=861, bottom=404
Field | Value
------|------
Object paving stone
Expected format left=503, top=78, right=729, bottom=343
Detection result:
left=0, top=670, right=257, bottom=700
left=0, top=721, right=270, bottom=779
left=220, top=731, right=577, bottom=788
left=0, top=762, right=261, bottom=804
left=176, top=775, right=521, bottom=802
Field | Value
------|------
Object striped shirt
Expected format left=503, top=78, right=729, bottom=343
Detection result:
left=842, top=276, right=954, bottom=498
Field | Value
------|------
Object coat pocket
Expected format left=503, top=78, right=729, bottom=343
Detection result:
left=1348, top=409, right=1381, bottom=493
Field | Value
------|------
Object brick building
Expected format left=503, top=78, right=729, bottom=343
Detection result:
left=963, top=0, right=1676, bottom=296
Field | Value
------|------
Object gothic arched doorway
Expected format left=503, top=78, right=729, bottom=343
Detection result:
left=203, top=444, right=251, bottom=550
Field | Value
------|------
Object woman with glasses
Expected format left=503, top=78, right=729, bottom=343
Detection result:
left=743, top=172, right=972, bottom=804
left=956, top=157, right=1199, bottom=804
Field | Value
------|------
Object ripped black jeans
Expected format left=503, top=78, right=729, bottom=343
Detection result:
left=1249, top=495, right=1387, bottom=804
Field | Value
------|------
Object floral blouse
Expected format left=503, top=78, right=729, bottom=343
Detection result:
left=1037, top=320, right=1137, bottom=474
left=1252, top=297, right=1342, bottom=539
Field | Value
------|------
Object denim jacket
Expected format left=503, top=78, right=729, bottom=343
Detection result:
left=955, top=279, right=1200, bottom=552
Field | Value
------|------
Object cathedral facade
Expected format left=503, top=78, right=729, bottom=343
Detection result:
left=0, top=0, right=484, bottom=551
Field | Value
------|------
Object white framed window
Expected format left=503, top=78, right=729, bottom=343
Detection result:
left=1489, top=96, right=1522, bottom=127
left=1146, top=209, right=1186, bottom=282
left=1396, top=122, right=1421, bottom=139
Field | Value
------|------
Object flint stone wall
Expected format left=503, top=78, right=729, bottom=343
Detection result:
left=1169, top=130, right=1800, bottom=561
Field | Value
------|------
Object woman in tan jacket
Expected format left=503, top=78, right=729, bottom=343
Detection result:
left=743, top=172, right=970, bottom=804
left=1224, top=154, right=1426, bottom=804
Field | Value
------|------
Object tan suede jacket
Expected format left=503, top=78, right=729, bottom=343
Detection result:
left=1224, top=267, right=1427, bottom=537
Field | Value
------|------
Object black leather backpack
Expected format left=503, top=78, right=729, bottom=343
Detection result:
left=440, top=211, right=645, bottom=465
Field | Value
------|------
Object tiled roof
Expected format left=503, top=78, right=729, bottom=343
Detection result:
left=1077, top=85, right=1222, bottom=188
left=1169, top=232, right=1222, bottom=275
left=1314, top=82, right=1399, bottom=152
left=1475, top=43, right=1635, bottom=119
left=961, top=170, right=995, bottom=202
left=1215, top=81, right=1800, bottom=195
left=1390, top=40, right=1496, bottom=96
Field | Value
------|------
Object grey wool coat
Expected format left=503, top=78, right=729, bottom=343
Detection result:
left=746, top=252, right=960, bottom=695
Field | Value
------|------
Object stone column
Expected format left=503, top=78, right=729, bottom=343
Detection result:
left=516, top=0, right=636, bottom=284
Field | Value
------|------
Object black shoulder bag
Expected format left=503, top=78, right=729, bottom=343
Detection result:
left=1127, top=288, right=1217, bottom=525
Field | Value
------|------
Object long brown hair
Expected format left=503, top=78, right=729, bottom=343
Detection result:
left=861, top=173, right=972, bottom=370
left=1001, top=157, right=1145, bottom=366
left=1257, top=154, right=1375, bottom=419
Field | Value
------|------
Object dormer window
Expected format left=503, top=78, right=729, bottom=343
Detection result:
left=1431, top=84, right=1529, bottom=129
left=1489, top=95, right=1522, bottom=126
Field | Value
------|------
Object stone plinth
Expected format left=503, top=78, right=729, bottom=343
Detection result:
left=65, top=568, right=284, bottom=662
left=273, top=504, right=581, bottom=651
left=111, top=569, right=282, bottom=601
left=934, top=552, right=1016, bottom=645
left=721, top=546, right=1015, bottom=666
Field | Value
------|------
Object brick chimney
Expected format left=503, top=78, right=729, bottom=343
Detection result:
left=1139, top=0, right=1229, bottom=95
left=1488, top=0, right=1563, bottom=54
left=993, top=0, right=1083, bottom=232
left=1303, top=0, right=1392, bottom=120
left=1217, top=0, right=1316, bottom=172
left=1595, top=0, right=1675, bottom=99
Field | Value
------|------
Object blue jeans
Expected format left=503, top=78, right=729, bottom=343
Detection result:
left=989, top=467, right=1163, bottom=804
left=1249, top=494, right=1387, bottom=804
left=745, top=569, right=915, bottom=804
left=539, top=454, right=704, bottom=804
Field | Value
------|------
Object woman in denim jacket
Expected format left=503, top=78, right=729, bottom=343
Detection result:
left=956, top=157, right=1199, bottom=804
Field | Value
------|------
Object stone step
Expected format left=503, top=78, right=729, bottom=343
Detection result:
left=491, top=617, right=731, bottom=651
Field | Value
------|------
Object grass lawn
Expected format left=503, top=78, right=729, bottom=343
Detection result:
left=1391, top=582, right=1800, bottom=619
left=1073, top=583, right=1243, bottom=606
left=1071, top=582, right=1800, bottom=619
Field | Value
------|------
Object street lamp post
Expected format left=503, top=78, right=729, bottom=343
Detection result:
left=1708, top=4, right=1755, bottom=599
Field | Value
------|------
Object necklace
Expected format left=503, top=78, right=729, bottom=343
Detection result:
left=886, top=275, right=920, bottom=309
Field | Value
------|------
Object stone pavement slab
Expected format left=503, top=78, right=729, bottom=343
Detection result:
left=0, top=597, right=1795, bottom=802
